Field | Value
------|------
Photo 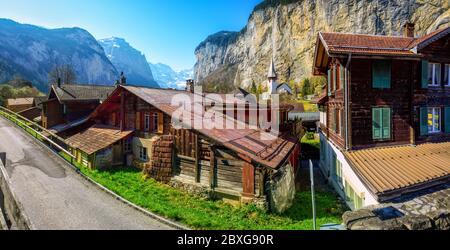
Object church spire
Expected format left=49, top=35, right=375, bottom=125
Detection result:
left=267, top=58, right=277, bottom=80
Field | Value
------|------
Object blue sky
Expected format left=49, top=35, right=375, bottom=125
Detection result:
left=0, top=0, right=262, bottom=70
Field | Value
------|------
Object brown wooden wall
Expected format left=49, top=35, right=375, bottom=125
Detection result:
left=350, top=59, right=413, bottom=148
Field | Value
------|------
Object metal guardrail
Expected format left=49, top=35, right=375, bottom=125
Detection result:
left=0, top=106, right=75, bottom=159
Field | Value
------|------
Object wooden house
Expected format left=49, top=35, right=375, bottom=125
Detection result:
left=40, top=83, right=115, bottom=135
left=65, top=85, right=302, bottom=212
left=313, top=23, right=450, bottom=210
left=5, top=97, right=35, bottom=113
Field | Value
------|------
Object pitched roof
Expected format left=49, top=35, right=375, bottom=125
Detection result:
left=51, top=84, right=116, bottom=102
left=119, top=86, right=297, bottom=169
left=318, top=26, right=450, bottom=57
left=66, top=124, right=133, bottom=155
left=344, top=142, right=450, bottom=201
left=267, top=58, right=277, bottom=78
left=6, top=98, right=34, bottom=106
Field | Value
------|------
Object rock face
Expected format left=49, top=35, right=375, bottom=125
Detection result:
left=194, top=0, right=450, bottom=91
left=0, top=18, right=118, bottom=92
left=149, top=63, right=193, bottom=89
left=98, top=37, right=159, bottom=88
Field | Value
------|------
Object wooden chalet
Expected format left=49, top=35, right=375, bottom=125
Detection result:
left=65, top=85, right=302, bottom=211
left=41, top=82, right=115, bottom=135
left=313, top=23, right=450, bottom=210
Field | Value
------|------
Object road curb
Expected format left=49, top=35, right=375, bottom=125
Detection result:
left=1, top=115, right=190, bottom=230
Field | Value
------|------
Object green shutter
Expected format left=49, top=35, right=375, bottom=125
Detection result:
left=382, top=108, right=391, bottom=139
left=372, top=61, right=391, bottom=88
left=420, top=107, right=429, bottom=136
left=372, top=108, right=382, bottom=139
left=327, top=69, right=331, bottom=96
left=445, top=107, right=450, bottom=133
left=421, top=60, right=429, bottom=89
left=333, top=65, right=337, bottom=91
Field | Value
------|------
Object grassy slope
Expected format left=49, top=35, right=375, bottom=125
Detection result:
left=60, top=150, right=345, bottom=230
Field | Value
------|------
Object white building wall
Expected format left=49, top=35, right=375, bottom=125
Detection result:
left=319, top=132, right=378, bottom=209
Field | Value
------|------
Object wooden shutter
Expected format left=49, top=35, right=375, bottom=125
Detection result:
left=158, top=112, right=164, bottom=133
left=372, top=108, right=382, bottom=140
left=421, top=60, right=429, bottom=89
left=372, top=61, right=391, bottom=88
left=420, top=107, right=428, bottom=136
left=339, top=63, right=345, bottom=90
left=382, top=108, right=391, bottom=139
left=135, top=112, right=141, bottom=130
left=445, top=107, right=450, bottom=133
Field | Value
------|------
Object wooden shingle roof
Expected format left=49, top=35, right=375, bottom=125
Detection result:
left=51, top=84, right=116, bottom=102
left=345, top=142, right=450, bottom=201
left=6, top=98, right=34, bottom=106
left=66, top=124, right=133, bottom=155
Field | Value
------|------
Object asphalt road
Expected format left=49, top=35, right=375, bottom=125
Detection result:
left=0, top=117, right=173, bottom=230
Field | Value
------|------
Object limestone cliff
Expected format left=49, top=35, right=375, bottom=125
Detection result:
left=194, top=0, right=450, bottom=91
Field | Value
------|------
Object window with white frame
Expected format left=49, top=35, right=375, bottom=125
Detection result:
left=144, top=114, right=150, bottom=131
left=445, top=64, right=450, bottom=86
left=139, top=146, right=148, bottom=161
left=335, top=158, right=343, bottom=188
left=428, top=63, right=441, bottom=86
left=428, top=107, right=441, bottom=133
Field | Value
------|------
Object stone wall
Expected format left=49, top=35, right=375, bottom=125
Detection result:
left=344, top=185, right=450, bottom=230
left=267, top=163, right=296, bottom=213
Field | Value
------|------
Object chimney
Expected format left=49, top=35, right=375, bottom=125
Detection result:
left=185, top=79, right=195, bottom=93
left=403, top=22, right=415, bottom=38
left=57, top=78, right=61, bottom=88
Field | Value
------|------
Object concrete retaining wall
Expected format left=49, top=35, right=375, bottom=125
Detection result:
left=0, top=152, right=32, bottom=230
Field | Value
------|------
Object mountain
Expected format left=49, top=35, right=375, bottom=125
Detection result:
left=98, top=37, right=159, bottom=88
left=0, top=18, right=118, bottom=92
left=194, top=0, right=450, bottom=91
left=149, top=63, right=193, bottom=89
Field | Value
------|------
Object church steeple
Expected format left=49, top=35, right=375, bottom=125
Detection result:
left=267, top=58, right=277, bottom=80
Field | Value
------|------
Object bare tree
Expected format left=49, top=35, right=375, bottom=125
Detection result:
left=48, top=65, right=77, bottom=85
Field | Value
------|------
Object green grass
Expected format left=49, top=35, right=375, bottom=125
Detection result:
left=59, top=151, right=345, bottom=230
left=300, top=100, right=319, bottom=112
left=0, top=109, right=44, bottom=141
left=301, top=133, right=320, bottom=160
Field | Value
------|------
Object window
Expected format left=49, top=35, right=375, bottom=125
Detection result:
left=144, top=114, right=150, bottom=131
left=372, top=60, right=391, bottom=88
left=330, top=108, right=336, bottom=132
left=339, top=109, right=344, bottom=136
left=335, top=159, right=343, bottom=188
left=428, top=107, right=441, bottom=133
left=428, top=63, right=441, bottom=86
left=344, top=180, right=364, bottom=210
left=327, top=69, right=332, bottom=95
left=123, top=138, right=132, bottom=152
left=372, top=107, right=391, bottom=140
left=152, top=113, right=158, bottom=133
left=139, top=146, right=148, bottom=161
left=339, top=63, right=345, bottom=90
left=445, top=64, right=450, bottom=86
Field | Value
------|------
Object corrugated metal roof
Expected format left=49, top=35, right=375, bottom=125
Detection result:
left=66, top=124, right=133, bottom=155
left=122, top=86, right=297, bottom=169
left=345, top=142, right=450, bottom=199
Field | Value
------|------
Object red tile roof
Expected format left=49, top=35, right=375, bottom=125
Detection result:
left=319, top=26, right=450, bottom=57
